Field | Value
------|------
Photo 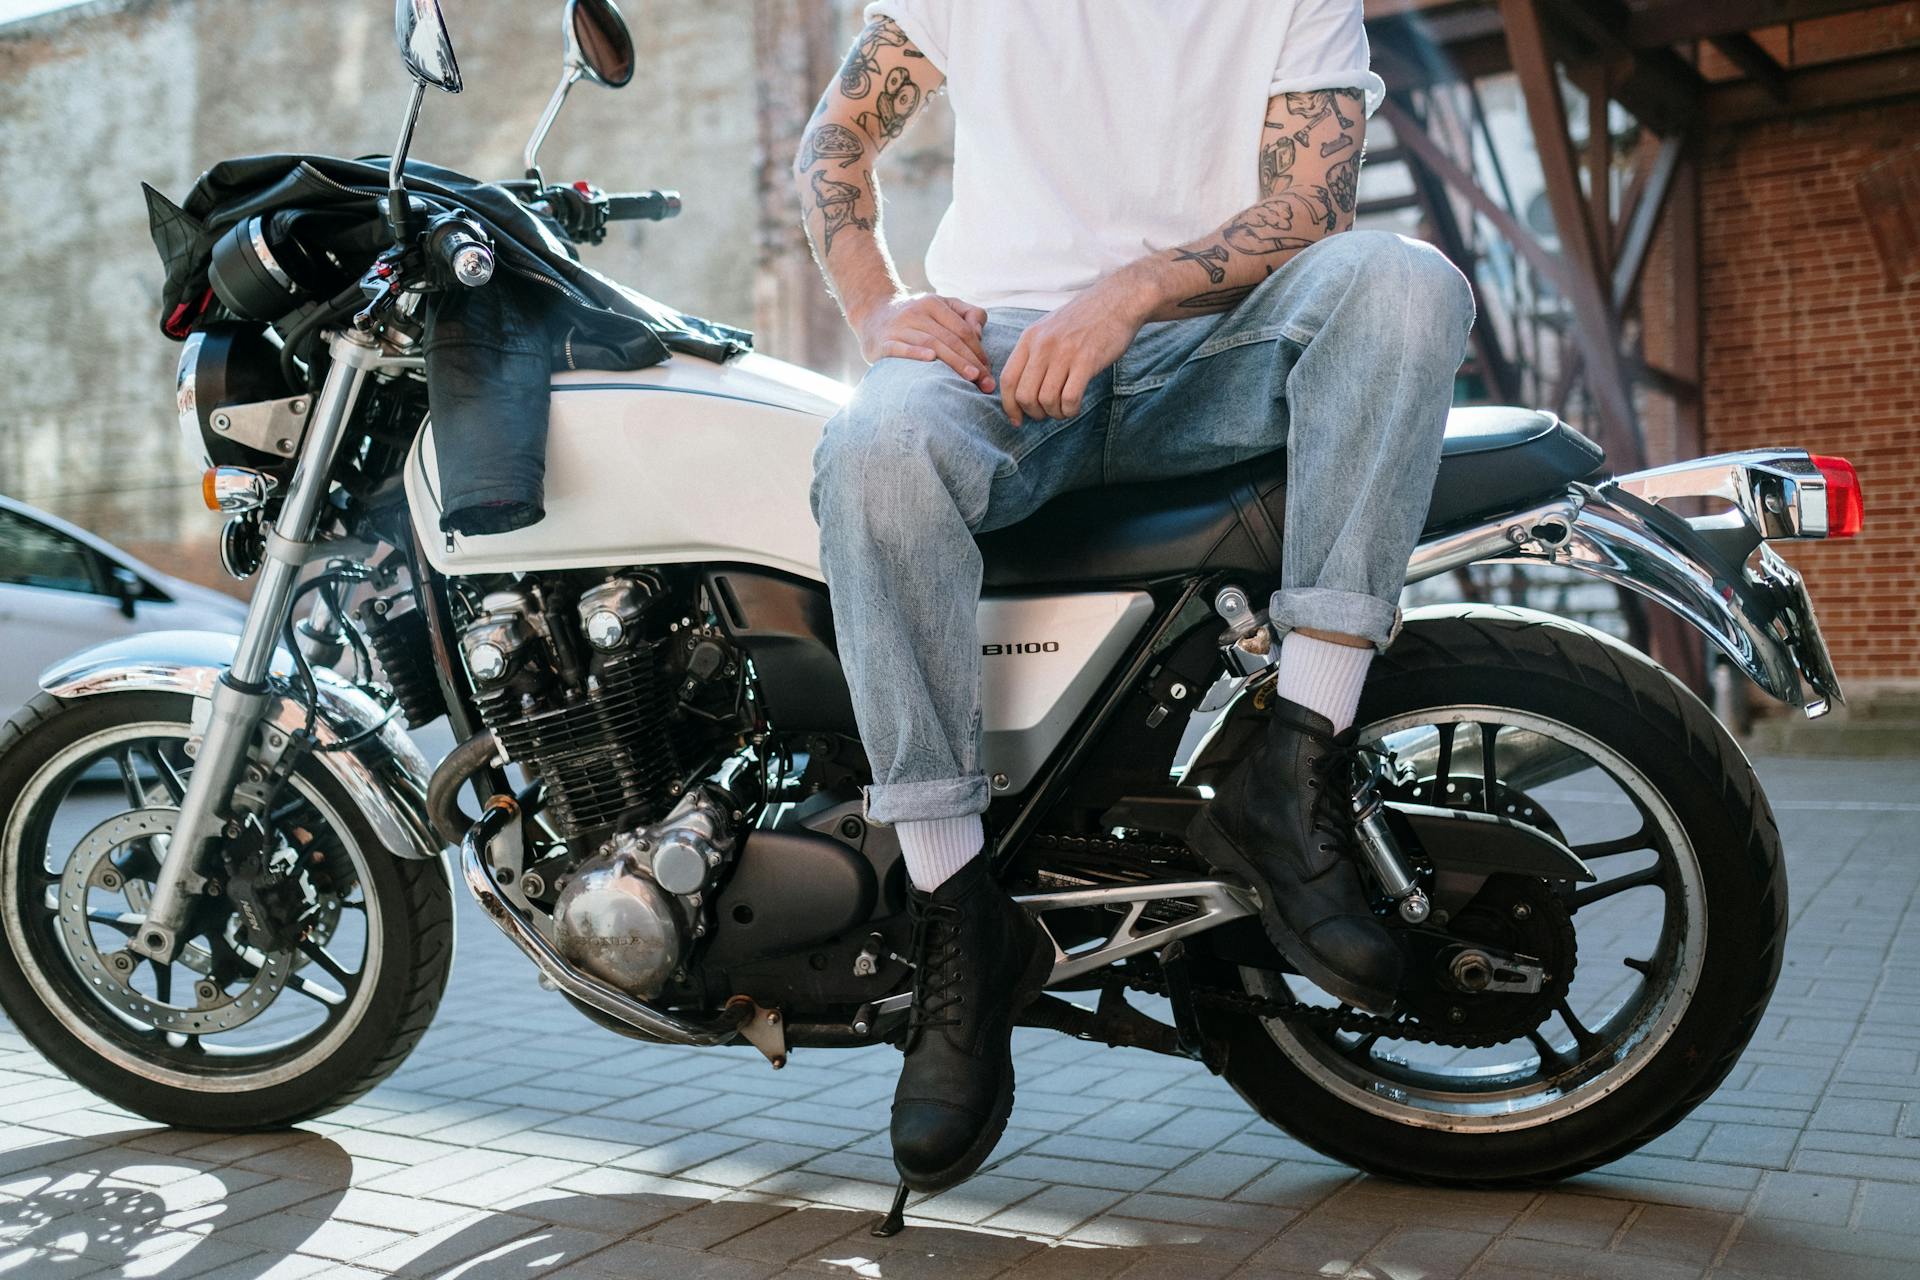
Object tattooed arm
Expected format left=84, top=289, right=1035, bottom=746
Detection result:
left=795, top=16, right=994, bottom=392
left=1145, top=89, right=1365, bottom=317
left=1000, top=89, right=1365, bottom=424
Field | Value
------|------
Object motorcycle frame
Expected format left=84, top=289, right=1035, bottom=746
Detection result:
left=56, top=324, right=1847, bottom=992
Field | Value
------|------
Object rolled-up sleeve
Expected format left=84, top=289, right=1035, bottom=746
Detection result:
left=1270, top=0, right=1386, bottom=116
left=861, top=0, right=951, bottom=77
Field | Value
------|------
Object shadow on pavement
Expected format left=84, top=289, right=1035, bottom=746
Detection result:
left=0, top=1126, right=1140, bottom=1277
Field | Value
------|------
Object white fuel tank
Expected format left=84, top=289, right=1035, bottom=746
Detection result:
left=404, top=351, right=1158, bottom=794
left=406, top=353, right=849, bottom=581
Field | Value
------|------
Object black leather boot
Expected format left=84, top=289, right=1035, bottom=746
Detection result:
left=890, top=855, right=1053, bottom=1192
left=1185, top=695, right=1402, bottom=1013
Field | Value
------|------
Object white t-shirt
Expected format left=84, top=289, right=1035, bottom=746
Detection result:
left=864, top=0, right=1384, bottom=311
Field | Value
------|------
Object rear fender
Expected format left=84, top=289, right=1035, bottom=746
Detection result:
left=37, top=630, right=439, bottom=860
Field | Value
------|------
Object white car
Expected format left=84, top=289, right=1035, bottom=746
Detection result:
left=0, top=495, right=248, bottom=719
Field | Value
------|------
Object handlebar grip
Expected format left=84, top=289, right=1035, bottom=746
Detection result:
left=447, top=239, right=495, bottom=288
left=604, top=190, right=682, bottom=222
left=428, top=218, right=496, bottom=288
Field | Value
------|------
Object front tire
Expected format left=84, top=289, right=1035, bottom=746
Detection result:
left=1208, top=607, right=1786, bottom=1186
left=0, top=691, right=454, bottom=1129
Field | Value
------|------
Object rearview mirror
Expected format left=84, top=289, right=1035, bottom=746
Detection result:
left=109, top=566, right=143, bottom=620
left=395, top=0, right=463, bottom=94
left=525, top=0, right=637, bottom=178
left=568, top=0, right=635, bottom=89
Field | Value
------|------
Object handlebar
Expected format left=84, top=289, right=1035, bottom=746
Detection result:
left=603, top=190, right=682, bottom=223
left=426, top=213, right=495, bottom=288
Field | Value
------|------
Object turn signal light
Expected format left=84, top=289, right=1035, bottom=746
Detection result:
left=202, top=466, right=276, bottom=515
left=1811, top=455, right=1864, bottom=538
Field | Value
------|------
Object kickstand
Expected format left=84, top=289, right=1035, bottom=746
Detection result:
left=872, top=1181, right=911, bottom=1237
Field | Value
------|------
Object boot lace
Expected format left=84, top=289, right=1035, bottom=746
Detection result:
left=904, top=900, right=965, bottom=1049
left=1308, top=741, right=1391, bottom=856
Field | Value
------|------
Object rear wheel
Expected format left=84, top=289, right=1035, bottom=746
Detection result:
left=0, top=691, right=453, bottom=1128
left=1208, top=608, right=1785, bottom=1185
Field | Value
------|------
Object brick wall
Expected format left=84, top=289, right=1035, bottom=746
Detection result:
left=1697, top=101, right=1920, bottom=688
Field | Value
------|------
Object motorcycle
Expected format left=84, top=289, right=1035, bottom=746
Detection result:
left=0, top=0, right=1864, bottom=1206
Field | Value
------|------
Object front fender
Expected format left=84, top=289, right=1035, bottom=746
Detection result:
left=38, top=630, right=440, bottom=860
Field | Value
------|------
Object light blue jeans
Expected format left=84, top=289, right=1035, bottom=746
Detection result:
left=811, top=230, right=1475, bottom=825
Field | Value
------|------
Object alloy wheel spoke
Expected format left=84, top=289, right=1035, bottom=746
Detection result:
left=1556, top=999, right=1603, bottom=1054
left=1479, top=723, right=1499, bottom=813
left=1571, top=827, right=1656, bottom=860
left=114, top=749, right=149, bottom=808
left=152, top=961, right=172, bottom=1004
left=1526, top=1028, right=1571, bottom=1075
left=1433, top=722, right=1456, bottom=800
left=289, top=973, right=345, bottom=1008
left=86, top=908, right=144, bottom=936
left=140, top=742, right=188, bottom=803
left=296, top=939, right=355, bottom=987
left=1572, top=863, right=1666, bottom=910
left=1622, top=955, right=1654, bottom=976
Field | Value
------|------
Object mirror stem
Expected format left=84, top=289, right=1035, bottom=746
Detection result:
left=388, top=80, right=428, bottom=245
left=524, top=64, right=584, bottom=183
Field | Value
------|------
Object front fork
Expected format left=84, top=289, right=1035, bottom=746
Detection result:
left=128, top=331, right=381, bottom=963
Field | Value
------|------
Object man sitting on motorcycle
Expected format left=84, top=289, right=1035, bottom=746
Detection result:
left=796, top=0, right=1475, bottom=1193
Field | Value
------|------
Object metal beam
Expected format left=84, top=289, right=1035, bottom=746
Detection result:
left=1613, top=133, right=1688, bottom=313
left=1377, top=97, right=1572, bottom=293
left=1710, top=33, right=1791, bottom=103
left=1581, top=63, right=1614, bottom=275
left=1629, top=0, right=1898, bottom=48
left=1708, top=46, right=1920, bottom=124
left=1500, top=0, right=1643, bottom=464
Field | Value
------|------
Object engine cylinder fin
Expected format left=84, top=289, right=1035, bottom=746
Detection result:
left=481, top=650, right=680, bottom=839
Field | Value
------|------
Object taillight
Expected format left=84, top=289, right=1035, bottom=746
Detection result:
left=1812, top=455, right=1864, bottom=538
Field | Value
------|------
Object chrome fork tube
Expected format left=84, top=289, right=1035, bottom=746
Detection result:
left=129, top=331, right=379, bottom=962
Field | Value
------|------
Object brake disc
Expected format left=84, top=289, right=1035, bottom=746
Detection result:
left=58, top=809, right=294, bottom=1035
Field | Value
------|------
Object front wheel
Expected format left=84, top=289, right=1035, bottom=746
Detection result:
left=1207, top=607, right=1786, bottom=1185
left=0, top=691, right=453, bottom=1128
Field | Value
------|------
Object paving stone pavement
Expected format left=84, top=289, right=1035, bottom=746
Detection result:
left=0, top=754, right=1916, bottom=1278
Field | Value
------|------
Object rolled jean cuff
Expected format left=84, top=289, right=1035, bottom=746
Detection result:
left=864, top=773, right=992, bottom=825
left=1269, top=588, right=1402, bottom=653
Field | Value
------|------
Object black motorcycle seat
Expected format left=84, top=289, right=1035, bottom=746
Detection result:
left=978, top=407, right=1603, bottom=590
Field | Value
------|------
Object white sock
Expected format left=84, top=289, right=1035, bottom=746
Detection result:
left=1272, top=631, right=1374, bottom=733
left=896, top=814, right=984, bottom=892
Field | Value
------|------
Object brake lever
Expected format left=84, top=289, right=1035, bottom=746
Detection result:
left=353, top=246, right=425, bottom=342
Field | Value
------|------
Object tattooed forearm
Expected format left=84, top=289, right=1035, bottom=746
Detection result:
left=811, top=170, right=871, bottom=255
left=1173, top=244, right=1231, bottom=284
left=794, top=14, right=942, bottom=325
left=1145, top=87, right=1365, bottom=318
left=1177, top=285, right=1257, bottom=311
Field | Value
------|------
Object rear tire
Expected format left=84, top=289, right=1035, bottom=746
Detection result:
left=1208, top=607, right=1785, bottom=1186
left=0, top=691, right=454, bottom=1129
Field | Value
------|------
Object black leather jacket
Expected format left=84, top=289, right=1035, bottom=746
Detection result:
left=145, top=154, right=751, bottom=536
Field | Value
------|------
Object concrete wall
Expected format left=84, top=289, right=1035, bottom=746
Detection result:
left=0, top=0, right=767, bottom=580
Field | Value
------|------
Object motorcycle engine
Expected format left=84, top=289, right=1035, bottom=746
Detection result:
left=455, top=571, right=754, bottom=997
left=551, top=789, right=735, bottom=998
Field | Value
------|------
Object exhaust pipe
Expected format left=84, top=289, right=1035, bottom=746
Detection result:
left=458, top=796, right=739, bottom=1048
left=427, top=728, right=498, bottom=846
